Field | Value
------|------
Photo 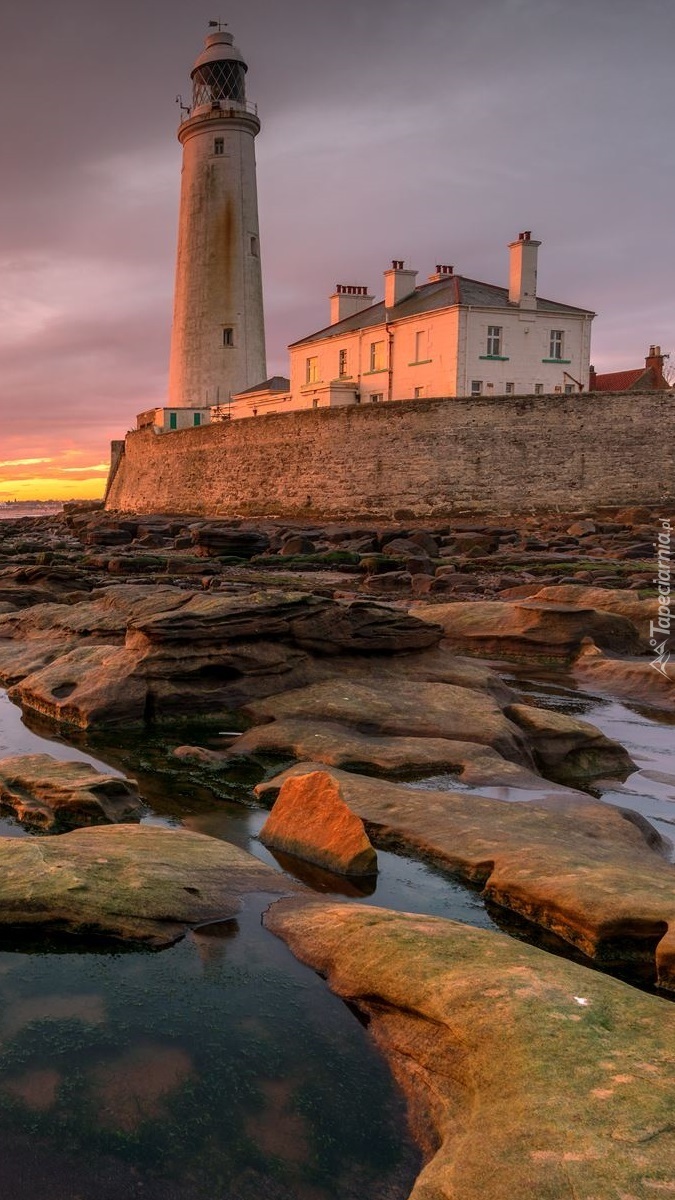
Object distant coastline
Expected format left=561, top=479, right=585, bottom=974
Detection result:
left=0, top=500, right=64, bottom=521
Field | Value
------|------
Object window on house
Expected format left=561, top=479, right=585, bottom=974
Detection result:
left=487, top=326, right=502, bottom=356
left=338, top=349, right=348, bottom=377
left=250, top=235, right=259, bottom=257
left=414, top=386, right=424, bottom=399
left=369, top=341, right=386, bottom=371
left=214, top=137, right=224, bottom=155
left=549, top=330, right=564, bottom=359
left=414, top=330, right=427, bottom=362
left=564, top=383, right=574, bottom=394
left=193, top=413, right=201, bottom=426
left=534, top=383, right=544, bottom=394
left=471, top=380, right=482, bottom=396
left=505, top=382, right=514, bottom=394
left=306, top=356, right=319, bottom=384
left=312, top=398, right=319, bottom=409
left=223, top=327, right=234, bottom=347
left=168, top=412, right=177, bottom=430
left=371, top=393, right=383, bottom=403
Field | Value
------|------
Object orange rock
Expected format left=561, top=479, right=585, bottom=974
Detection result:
left=260, top=771, right=377, bottom=877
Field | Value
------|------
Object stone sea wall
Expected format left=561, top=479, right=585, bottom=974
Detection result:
left=105, top=391, right=674, bottom=517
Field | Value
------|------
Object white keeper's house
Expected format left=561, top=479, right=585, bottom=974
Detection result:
left=226, top=231, right=595, bottom=419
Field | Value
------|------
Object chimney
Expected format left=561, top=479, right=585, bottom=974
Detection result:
left=384, top=260, right=418, bottom=309
left=645, top=344, right=668, bottom=388
left=428, top=264, right=454, bottom=283
left=508, top=231, right=541, bottom=308
left=329, top=284, right=374, bottom=325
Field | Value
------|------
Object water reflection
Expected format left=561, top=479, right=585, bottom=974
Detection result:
left=0, top=902, right=420, bottom=1200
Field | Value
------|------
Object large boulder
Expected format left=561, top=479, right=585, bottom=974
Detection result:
left=0, top=754, right=142, bottom=829
left=0, top=824, right=303, bottom=944
left=256, top=766, right=675, bottom=988
left=412, top=599, right=641, bottom=662
left=266, top=899, right=675, bottom=1200
left=260, top=771, right=377, bottom=876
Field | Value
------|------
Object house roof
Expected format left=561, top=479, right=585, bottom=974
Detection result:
left=591, top=368, right=647, bottom=391
left=290, top=276, right=595, bottom=348
left=233, top=375, right=290, bottom=397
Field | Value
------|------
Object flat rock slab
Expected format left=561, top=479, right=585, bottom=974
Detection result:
left=532, top=583, right=658, bottom=642
left=506, top=702, right=634, bottom=783
left=0, top=754, right=142, bottom=830
left=260, top=770, right=377, bottom=876
left=266, top=899, right=675, bottom=1200
left=256, top=766, right=675, bottom=988
left=229, top=719, right=581, bottom=793
left=412, top=599, right=641, bottom=662
left=574, top=640, right=675, bottom=710
left=0, top=824, right=303, bottom=945
left=244, top=679, right=531, bottom=766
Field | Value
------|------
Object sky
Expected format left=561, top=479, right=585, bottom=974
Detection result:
left=0, top=0, right=673, bottom=500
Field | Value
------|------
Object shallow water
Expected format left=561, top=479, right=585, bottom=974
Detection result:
left=1, top=670, right=674, bottom=1193
left=0, top=900, right=419, bottom=1200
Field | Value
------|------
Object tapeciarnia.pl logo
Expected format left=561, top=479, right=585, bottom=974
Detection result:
left=650, top=517, right=672, bottom=678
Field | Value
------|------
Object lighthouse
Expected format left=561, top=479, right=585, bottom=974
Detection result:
left=167, top=26, right=267, bottom=411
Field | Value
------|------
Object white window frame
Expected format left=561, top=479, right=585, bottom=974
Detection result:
left=369, top=341, right=386, bottom=371
left=505, top=381, right=514, bottom=394
left=487, top=326, right=502, bottom=357
left=338, top=349, right=348, bottom=378
left=549, top=330, right=564, bottom=360
left=471, top=380, right=483, bottom=396
left=414, top=330, right=427, bottom=362
left=306, top=356, right=319, bottom=384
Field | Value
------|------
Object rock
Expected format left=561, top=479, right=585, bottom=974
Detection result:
left=361, top=571, right=412, bottom=593
left=256, top=766, right=675, bottom=986
left=127, top=591, right=441, bottom=656
left=266, top=899, right=675, bottom=1200
left=531, top=584, right=658, bottom=644
left=566, top=519, right=596, bottom=536
left=0, top=824, right=302, bottom=944
left=615, top=506, right=653, bottom=524
left=243, top=678, right=531, bottom=766
left=231, top=721, right=586, bottom=796
left=3, top=587, right=444, bottom=728
left=573, top=640, right=675, bottom=710
left=412, top=599, right=641, bottom=662
left=260, top=771, right=377, bottom=875
left=9, top=647, right=148, bottom=728
left=0, top=754, right=142, bottom=830
left=279, top=535, right=316, bottom=555
left=190, top=524, right=270, bottom=559
left=505, top=702, right=635, bottom=783
left=407, top=530, right=439, bottom=557
left=172, top=745, right=230, bottom=765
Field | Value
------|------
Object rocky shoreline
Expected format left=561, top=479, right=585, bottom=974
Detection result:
left=0, top=501, right=674, bottom=1198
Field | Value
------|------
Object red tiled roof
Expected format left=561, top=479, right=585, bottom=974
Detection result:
left=591, top=368, right=645, bottom=391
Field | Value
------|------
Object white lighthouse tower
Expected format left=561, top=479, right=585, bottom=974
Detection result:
left=167, top=26, right=267, bottom=411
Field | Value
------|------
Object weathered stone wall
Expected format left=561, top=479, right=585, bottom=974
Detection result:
left=105, top=391, right=674, bottom=517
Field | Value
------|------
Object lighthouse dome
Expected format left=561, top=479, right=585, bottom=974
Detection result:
left=190, top=31, right=248, bottom=108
